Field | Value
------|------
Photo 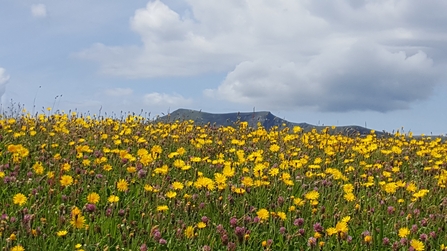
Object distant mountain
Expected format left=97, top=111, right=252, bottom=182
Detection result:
left=155, top=108, right=385, bottom=136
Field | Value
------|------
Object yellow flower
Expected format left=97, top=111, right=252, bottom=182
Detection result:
left=344, top=193, right=355, bottom=202
left=276, top=211, right=287, bottom=220
left=293, top=197, right=305, bottom=206
left=103, top=164, right=112, bottom=171
left=70, top=215, right=86, bottom=229
left=256, top=209, right=269, bottom=221
left=341, top=216, right=351, bottom=223
left=364, top=235, right=372, bottom=243
left=32, top=162, right=44, bottom=175
left=10, top=245, right=25, bottom=251
left=117, top=179, right=128, bottom=192
left=108, top=195, right=119, bottom=203
left=304, top=190, right=320, bottom=200
left=60, top=175, right=74, bottom=187
left=184, top=226, right=195, bottom=238
left=343, top=183, right=354, bottom=193
left=62, top=163, right=71, bottom=171
left=157, top=205, right=169, bottom=212
left=172, top=181, right=184, bottom=190
left=398, top=227, right=410, bottom=238
left=326, top=227, right=337, bottom=236
left=335, top=221, right=348, bottom=234
left=10, top=233, right=17, bottom=241
left=197, top=222, right=206, bottom=229
left=269, top=144, right=280, bottom=152
left=165, top=191, right=177, bottom=199
left=57, top=230, right=68, bottom=237
left=410, top=239, right=424, bottom=251
left=87, top=192, right=100, bottom=204
left=13, top=193, right=27, bottom=206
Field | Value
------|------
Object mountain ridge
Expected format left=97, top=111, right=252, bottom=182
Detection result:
left=155, top=108, right=384, bottom=136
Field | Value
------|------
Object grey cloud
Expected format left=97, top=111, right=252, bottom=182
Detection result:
left=210, top=42, right=439, bottom=112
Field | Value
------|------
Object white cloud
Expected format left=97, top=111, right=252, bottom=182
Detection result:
left=78, top=0, right=446, bottom=112
left=104, top=88, right=133, bottom=97
left=0, top=68, right=9, bottom=108
left=143, top=92, right=192, bottom=106
left=31, top=4, right=47, bottom=18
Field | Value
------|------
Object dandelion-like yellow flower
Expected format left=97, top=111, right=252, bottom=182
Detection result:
left=87, top=192, right=100, bottom=204
left=70, top=215, right=85, bottom=229
left=172, top=181, right=184, bottom=190
left=184, top=226, right=195, bottom=238
left=344, top=193, right=355, bottom=202
left=197, top=222, right=206, bottom=229
left=60, top=175, right=73, bottom=187
left=13, top=193, right=27, bottom=206
left=103, top=164, right=112, bottom=171
left=32, top=162, right=44, bottom=175
left=57, top=230, right=68, bottom=237
left=398, top=227, right=410, bottom=238
left=117, top=179, right=128, bottom=192
left=10, top=245, right=25, bottom=251
left=304, top=190, right=320, bottom=200
left=108, top=195, right=119, bottom=203
left=410, top=239, right=425, bottom=251
left=157, top=205, right=169, bottom=212
left=256, top=209, right=269, bottom=221
left=276, top=211, right=287, bottom=221
left=165, top=191, right=177, bottom=199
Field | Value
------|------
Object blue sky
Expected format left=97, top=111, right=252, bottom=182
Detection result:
left=1, top=0, right=447, bottom=134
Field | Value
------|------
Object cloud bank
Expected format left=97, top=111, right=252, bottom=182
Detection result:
left=77, top=0, right=445, bottom=112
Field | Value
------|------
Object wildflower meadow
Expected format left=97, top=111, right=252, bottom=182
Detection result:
left=1, top=109, right=447, bottom=250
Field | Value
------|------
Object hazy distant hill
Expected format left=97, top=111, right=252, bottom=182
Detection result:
left=156, top=108, right=384, bottom=136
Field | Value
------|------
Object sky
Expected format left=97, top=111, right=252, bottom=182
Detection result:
left=1, top=0, right=447, bottom=135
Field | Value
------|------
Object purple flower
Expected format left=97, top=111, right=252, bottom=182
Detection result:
left=221, top=234, right=229, bottom=245
left=383, top=237, right=390, bottom=246
left=387, top=206, right=395, bottom=214
left=313, top=222, right=323, bottom=233
left=277, top=196, right=285, bottom=206
left=419, top=233, right=428, bottom=242
left=430, top=231, right=437, bottom=239
left=140, top=244, right=148, bottom=251
left=298, top=228, right=305, bottom=236
left=400, top=238, right=407, bottom=246
left=159, top=238, right=167, bottom=245
left=85, top=204, right=96, bottom=213
left=153, top=230, right=162, bottom=241
left=279, top=227, right=286, bottom=235
left=201, top=216, right=209, bottom=224
left=294, top=218, right=304, bottom=226
left=105, top=207, right=112, bottom=217
left=230, top=217, right=237, bottom=227
left=202, top=245, right=211, bottom=251
left=411, top=224, right=418, bottom=233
